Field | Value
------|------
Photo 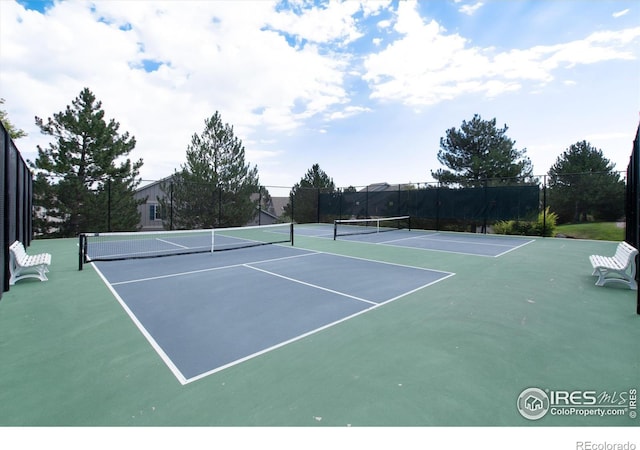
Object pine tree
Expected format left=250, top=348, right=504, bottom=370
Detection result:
left=432, top=114, right=533, bottom=187
left=0, top=98, right=27, bottom=139
left=284, top=164, right=335, bottom=223
left=32, top=87, right=143, bottom=236
left=547, top=141, right=624, bottom=223
left=160, top=112, right=260, bottom=229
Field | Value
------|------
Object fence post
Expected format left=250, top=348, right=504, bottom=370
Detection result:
left=543, top=175, right=547, bottom=236
left=482, top=178, right=488, bottom=234
left=436, top=182, right=441, bottom=231
left=170, top=182, right=174, bottom=230
left=316, top=188, right=320, bottom=223
left=107, top=177, right=111, bottom=232
left=258, top=186, right=262, bottom=226
left=366, top=185, right=369, bottom=218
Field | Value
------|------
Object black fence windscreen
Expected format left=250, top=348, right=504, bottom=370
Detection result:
left=0, top=125, right=5, bottom=297
left=1, top=122, right=34, bottom=297
left=317, top=183, right=540, bottom=231
left=626, top=122, right=640, bottom=315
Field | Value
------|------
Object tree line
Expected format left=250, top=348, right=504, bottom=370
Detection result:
left=0, top=89, right=626, bottom=237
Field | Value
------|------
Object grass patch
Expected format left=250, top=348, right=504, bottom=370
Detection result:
left=555, top=222, right=625, bottom=241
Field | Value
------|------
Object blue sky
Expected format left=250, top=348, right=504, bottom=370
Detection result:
left=1, top=0, right=639, bottom=191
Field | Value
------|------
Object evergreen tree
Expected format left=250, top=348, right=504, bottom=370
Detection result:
left=0, top=98, right=27, bottom=139
left=32, top=88, right=143, bottom=236
left=160, top=112, right=260, bottom=229
left=284, top=164, right=335, bottom=223
left=432, top=114, right=533, bottom=187
left=547, top=141, right=624, bottom=223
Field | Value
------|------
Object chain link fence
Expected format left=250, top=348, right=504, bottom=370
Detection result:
left=35, top=171, right=628, bottom=236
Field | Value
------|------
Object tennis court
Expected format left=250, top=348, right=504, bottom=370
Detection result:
left=91, top=238, right=453, bottom=384
left=304, top=218, right=534, bottom=257
left=0, top=222, right=638, bottom=428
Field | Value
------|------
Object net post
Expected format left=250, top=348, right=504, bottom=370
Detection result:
left=333, top=220, right=338, bottom=240
left=211, top=229, right=215, bottom=253
left=78, top=234, right=85, bottom=271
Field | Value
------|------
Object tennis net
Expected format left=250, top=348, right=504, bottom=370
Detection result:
left=79, top=222, right=294, bottom=269
left=333, top=216, right=410, bottom=240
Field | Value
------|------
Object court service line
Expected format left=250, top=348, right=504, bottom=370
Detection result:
left=244, top=264, right=379, bottom=306
left=307, top=248, right=455, bottom=275
left=108, top=251, right=319, bottom=286
left=378, top=232, right=440, bottom=244
left=409, top=235, right=527, bottom=248
left=156, top=238, right=190, bottom=249
left=376, top=235, right=535, bottom=257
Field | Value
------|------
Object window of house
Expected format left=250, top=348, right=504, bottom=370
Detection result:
left=149, top=203, right=161, bottom=221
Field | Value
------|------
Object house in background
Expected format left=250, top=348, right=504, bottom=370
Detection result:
left=134, top=178, right=169, bottom=231
left=246, top=194, right=289, bottom=226
left=133, top=178, right=289, bottom=230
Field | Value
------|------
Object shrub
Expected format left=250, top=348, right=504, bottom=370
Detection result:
left=534, top=207, right=558, bottom=237
left=493, top=208, right=558, bottom=237
left=493, top=220, right=512, bottom=235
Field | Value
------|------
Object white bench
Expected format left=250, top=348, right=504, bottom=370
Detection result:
left=8, top=241, right=52, bottom=285
left=589, top=241, right=638, bottom=290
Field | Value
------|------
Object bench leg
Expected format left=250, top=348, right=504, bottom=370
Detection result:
left=593, top=269, right=607, bottom=287
left=593, top=268, right=638, bottom=290
left=9, top=265, right=49, bottom=285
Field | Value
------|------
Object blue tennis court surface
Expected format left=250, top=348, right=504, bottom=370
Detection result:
left=300, top=224, right=534, bottom=257
left=93, top=243, right=453, bottom=384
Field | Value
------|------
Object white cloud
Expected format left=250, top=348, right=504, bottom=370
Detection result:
left=613, top=8, right=630, bottom=18
left=325, top=105, right=372, bottom=121
left=458, top=2, right=484, bottom=16
left=361, top=2, right=640, bottom=107
left=1, top=0, right=638, bottom=185
left=1, top=0, right=358, bottom=179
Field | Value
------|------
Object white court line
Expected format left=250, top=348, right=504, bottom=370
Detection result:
left=186, top=299, right=381, bottom=383
left=95, top=244, right=456, bottom=385
left=377, top=272, right=456, bottom=306
left=156, top=238, right=190, bottom=249
left=244, top=264, right=378, bottom=306
left=345, top=230, right=535, bottom=258
left=90, top=261, right=189, bottom=385
left=493, top=239, right=535, bottom=257
left=378, top=232, right=440, bottom=244
left=388, top=234, right=526, bottom=248
left=186, top=255, right=455, bottom=383
left=306, top=248, right=455, bottom=276
left=109, top=251, right=318, bottom=286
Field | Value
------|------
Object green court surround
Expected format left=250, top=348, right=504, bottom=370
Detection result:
left=0, top=231, right=637, bottom=427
